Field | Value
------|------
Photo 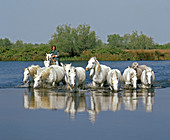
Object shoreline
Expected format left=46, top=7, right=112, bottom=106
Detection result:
left=0, top=59, right=169, bottom=61
left=0, top=86, right=169, bottom=92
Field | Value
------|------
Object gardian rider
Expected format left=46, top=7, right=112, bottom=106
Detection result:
left=50, top=45, right=60, bottom=65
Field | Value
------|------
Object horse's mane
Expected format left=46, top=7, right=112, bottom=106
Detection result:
left=29, top=65, right=40, bottom=76
left=96, top=60, right=101, bottom=73
left=110, top=70, right=118, bottom=78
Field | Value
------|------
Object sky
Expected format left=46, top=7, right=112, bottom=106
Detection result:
left=0, top=0, right=170, bottom=44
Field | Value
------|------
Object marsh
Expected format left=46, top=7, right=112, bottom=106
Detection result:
left=0, top=60, right=170, bottom=140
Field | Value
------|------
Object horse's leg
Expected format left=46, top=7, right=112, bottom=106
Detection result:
left=82, top=82, right=85, bottom=89
left=92, top=81, right=96, bottom=87
left=30, top=80, right=34, bottom=87
left=80, top=82, right=85, bottom=90
left=100, top=83, right=104, bottom=87
left=109, top=86, right=113, bottom=90
left=67, top=84, right=70, bottom=90
left=52, top=82, right=55, bottom=87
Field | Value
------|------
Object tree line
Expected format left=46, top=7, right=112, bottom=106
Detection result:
left=0, top=24, right=170, bottom=61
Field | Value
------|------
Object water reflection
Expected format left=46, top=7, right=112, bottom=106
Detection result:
left=24, top=88, right=155, bottom=123
left=64, top=93, right=86, bottom=119
left=123, top=89, right=155, bottom=112
left=87, top=91, right=122, bottom=123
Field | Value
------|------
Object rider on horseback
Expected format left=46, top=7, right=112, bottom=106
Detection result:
left=50, top=45, right=60, bottom=65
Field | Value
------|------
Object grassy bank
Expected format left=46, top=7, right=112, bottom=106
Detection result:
left=60, top=49, right=170, bottom=61
left=1, top=48, right=169, bottom=61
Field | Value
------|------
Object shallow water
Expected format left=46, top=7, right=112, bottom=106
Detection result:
left=0, top=60, right=170, bottom=140
left=0, top=60, right=170, bottom=88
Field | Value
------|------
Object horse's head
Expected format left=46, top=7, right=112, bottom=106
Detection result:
left=129, top=68, right=137, bottom=89
left=46, top=53, right=52, bottom=61
left=68, top=67, right=77, bottom=89
left=23, top=68, right=30, bottom=83
left=44, top=60, right=50, bottom=67
left=33, top=75, right=42, bottom=88
left=141, top=68, right=153, bottom=86
left=111, top=71, right=119, bottom=91
left=86, top=57, right=97, bottom=71
left=131, top=62, right=139, bottom=70
left=64, top=63, right=72, bottom=75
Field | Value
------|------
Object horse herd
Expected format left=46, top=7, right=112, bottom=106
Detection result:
left=23, top=55, right=155, bottom=92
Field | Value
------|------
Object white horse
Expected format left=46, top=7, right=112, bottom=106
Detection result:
left=86, top=57, right=111, bottom=87
left=107, top=69, right=121, bottom=92
left=63, top=63, right=72, bottom=90
left=67, top=66, right=86, bottom=92
left=23, top=65, right=40, bottom=86
left=50, top=65, right=65, bottom=85
left=131, top=62, right=148, bottom=81
left=34, top=67, right=57, bottom=88
left=131, top=62, right=155, bottom=88
left=141, top=66, right=155, bottom=88
left=34, top=65, right=65, bottom=88
left=123, top=67, right=137, bottom=89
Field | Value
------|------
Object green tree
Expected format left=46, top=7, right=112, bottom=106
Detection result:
left=107, top=34, right=123, bottom=47
left=126, top=31, right=154, bottom=49
left=3, top=38, right=12, bottom=47
left=15, top=40, right=23, bottom=47
left=50, top=24, right=99, bottom=57
left=0, top=39, right=3, bottom=47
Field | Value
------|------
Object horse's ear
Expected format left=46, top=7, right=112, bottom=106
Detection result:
left=96, top=61, right=101, bottom=72
left=116, top=71, right=119, bottom=78
left=94, top=57, right=97, bottom=61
